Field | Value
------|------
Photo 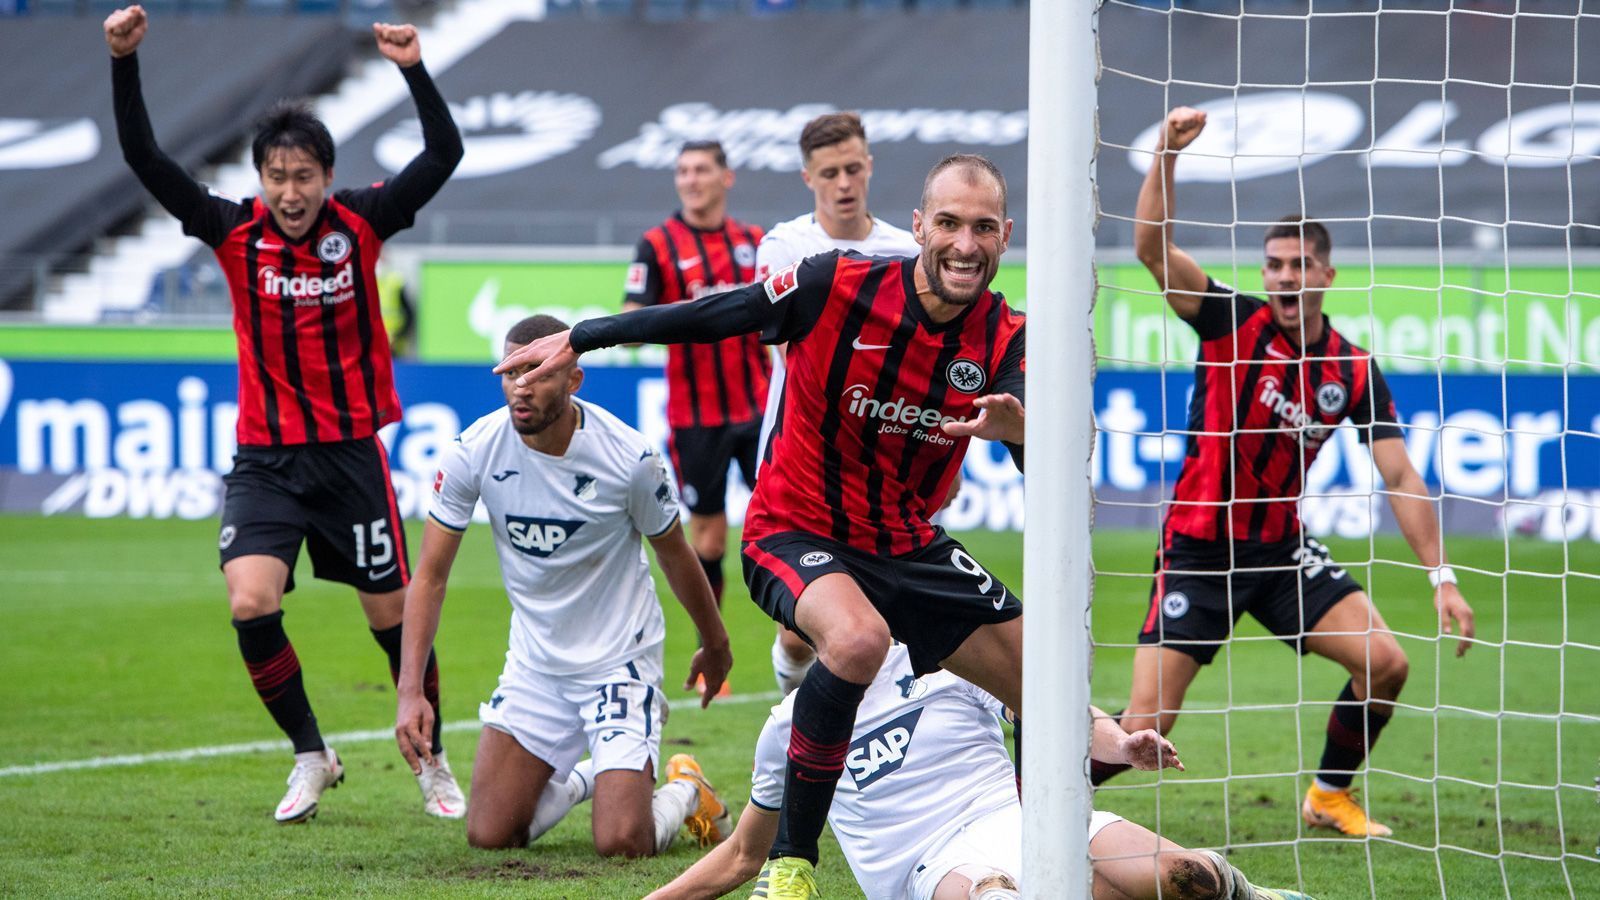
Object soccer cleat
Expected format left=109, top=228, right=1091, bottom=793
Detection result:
left=416, top=751, right=466, bottom=819
left=666, top=753, right=732, bottom=846
left=275, top=748, right=343, bottom=824
left=749, top=856, right=820, bottom=899
left=1302, top=784, right=1392, bottom=837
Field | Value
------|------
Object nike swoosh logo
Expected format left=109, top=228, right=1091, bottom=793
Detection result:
left=852, top=337, right=893, bottom=351
left=368, top=564, right=398, bottom=581
left=255, top=240, right=285, bottom=251
left=992, top=588, right=1008, bottom=610
left=677, top=256, right=701, bottom=270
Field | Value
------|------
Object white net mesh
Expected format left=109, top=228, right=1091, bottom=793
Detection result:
left=1089, top=2, right=1599, bottom=897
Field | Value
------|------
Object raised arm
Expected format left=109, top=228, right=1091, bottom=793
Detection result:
left=1370, top=436, right=1475, bottom=657
left=1133, top=107, right=1211, bottom=319
left=648, top=521, right=733, bottom=708
left=394, top=520, right=464, bottom=772
left=366, top=24, right=462, bottom=227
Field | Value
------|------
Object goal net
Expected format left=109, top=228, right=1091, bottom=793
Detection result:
left=1085, top=2, right=1600, bottom=897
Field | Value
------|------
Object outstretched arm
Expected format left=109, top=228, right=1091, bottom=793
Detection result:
left=645, top=802, right=777, bottom=899
left=366, top=24, right=462, bottom=230
left=1133, top=107, right=1211, bottom=319
left=649, top=522, right=733, bottom=708
left=394, top=520, right=463, bottom=773
left=1371, top=436, right=1475, bottom=657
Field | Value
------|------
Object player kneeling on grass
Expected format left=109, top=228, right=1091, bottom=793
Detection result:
left=394, top=314, right=736, bottom=855
left=644, top=644, right=1316, bottom=900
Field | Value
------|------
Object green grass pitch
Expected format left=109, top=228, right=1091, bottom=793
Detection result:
left=1, top=515, right=1595, bottom=898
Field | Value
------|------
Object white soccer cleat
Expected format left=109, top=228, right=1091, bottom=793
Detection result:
left=275, top=747, right=343, bottom=824
left=417, top=751, right=466, bottom=819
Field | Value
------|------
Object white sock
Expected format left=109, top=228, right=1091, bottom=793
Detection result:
left=651, top=779, right=699, bottom=853
left=528, top=758, right=597, bottom=843
left=1313, top=777, right=1344, bottom=793
left=772, top=635, right=816, bottom=695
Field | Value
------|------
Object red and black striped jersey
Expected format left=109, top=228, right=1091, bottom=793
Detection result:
left=1166, top=278, right=1402, bottom=545
left=624, top=213, right=769, bottom=429
left=744, top=251, right=1026, bottom=555
left=113, top=53, right=461, bottom=448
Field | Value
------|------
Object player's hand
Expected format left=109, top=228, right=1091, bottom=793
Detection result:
left=685, top=640, right=733, bottom=709
left=1162, top=106, right=1207, bottom=153
left=941, top=393, right=1024, bottom=445
left=104, top=5, right=148, bottom=58
left=1119, top=728, right=1183, bottom=772
left=495, top=330, right=579, bottom=386
left=1436, top=582, right=1475, bottom=657
left=373, top=23, right=421, bottom=68
left=394, top=689, right=436, bottom=775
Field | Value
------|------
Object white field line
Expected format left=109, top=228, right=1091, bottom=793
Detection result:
left=0, top=690, right=784, bottom=779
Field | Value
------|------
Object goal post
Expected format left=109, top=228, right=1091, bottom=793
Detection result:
left=1022, top=0, right=1099, bottom=897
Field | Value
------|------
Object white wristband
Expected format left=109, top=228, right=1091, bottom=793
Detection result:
left=1429, top=566, right=1457, bottom=589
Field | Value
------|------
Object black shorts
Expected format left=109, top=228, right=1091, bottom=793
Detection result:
left=741, top=529, right=1021, bottom=676
left=219, top=436, right=410, bottom=594
left=1137, top=531, right=1364, bottom=664
left=668, top=422, right=760, bottom=516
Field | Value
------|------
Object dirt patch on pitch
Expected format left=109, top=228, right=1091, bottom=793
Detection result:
left=457, top=859, right=590, bottom=881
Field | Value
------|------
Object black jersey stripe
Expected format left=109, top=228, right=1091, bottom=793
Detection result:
left=326, top=207, right=382, bottom=433
left=244, top=218, right=282, bottom=446
left=659, top=226, right=703, bottom=427
left=1222, top=320, right=1279, bottom=540
left=726, top=221, right=765, bottom=414
left=901, top=306, right=972, bottom=554
left=859, top=265, right=921, bottom=555
left=274, top=237, right=319, bottom=443
left=315, top=225, right=355, bottom=441
left=688, top=227, right=732, bottom=426
left=1245, top=355, right=1298, bottom=541
left=818, top=262, right=891, bottom=545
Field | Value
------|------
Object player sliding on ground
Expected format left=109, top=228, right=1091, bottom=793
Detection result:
left=105, top=5, right=465, bottom=823
left=500, top=155, right=1026, bottom=899
left=644, top=643, right=1316, bottom=900
left=1095, top=106, right=1477, bottom=839
left=395, top=315, right=735, bottom=855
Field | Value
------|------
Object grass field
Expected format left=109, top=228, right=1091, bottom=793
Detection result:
left=1, top=515, right=1596, bottom=898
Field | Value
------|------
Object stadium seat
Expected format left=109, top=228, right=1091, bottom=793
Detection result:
left=967, top=0, right=1019, bottom=7
left=589, top=0, right=635, bottom=16
left=295, top=0, right=342, bottom=13
left=751, top=0, right=796, bottom=13
left=30, top=0, right=80, bottom=13
left=244, top=0, right=290, bottom=13
left=643, top=0, right=688, bottom=21
left=912, top=0, right=960, bottom=11
left=858, top=0, right=903, bottom=13
left=184, top=0, right=230, bottom=13
left=802, top=0, right=851, bottom=11
left=345, top=0, right=395, bottom=29
left=696, top=0, right=740, bottom=18
left=544, top=0, right=584, bottom=15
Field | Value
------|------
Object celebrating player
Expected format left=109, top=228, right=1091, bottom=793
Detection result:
left=105, top=5, right=464, bottom=822
left=394, top=315, right=735, bottom=855
left=624, top=141, right=767, bottom=699
left=1094, top=107, right=1477, bottom=839
left=644, top=643, right=1315, bottom=900
left=755, top=112, right=921, bottom=697
left=499, top=154, right=1026, bottom=898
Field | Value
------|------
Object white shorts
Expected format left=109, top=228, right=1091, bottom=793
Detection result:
left=477, top=652, right=667, bottom=783
left=907, top=805, right=1122, bottom=900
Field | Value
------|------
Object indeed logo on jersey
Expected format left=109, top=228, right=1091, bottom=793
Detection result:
left=844, top=385, right=963, bottom=447
left=257, top=263, right=356, bottom=308
left=1257, top=376, right=1333, bottom=446
left=504, top=515, right=586, bottom=557
left=846, top=708, right=923, bottom=789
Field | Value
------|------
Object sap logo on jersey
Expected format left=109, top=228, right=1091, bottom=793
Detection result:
left=504, top=515, right=586, bottom=557
left=846, top=708, right=923, bottom=789
left=844, top=384, right=963, bottom=447
left=258, top=264, right=355, bottom=307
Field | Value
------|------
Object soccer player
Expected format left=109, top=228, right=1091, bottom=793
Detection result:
left=624, top=141, right=767, bottom=696
left=393, top=315, right=736, bottom=855
left=645, top=644, right=1315, bottom=900
left=499, top=154, right=1027, bottom=898
left=1095, top=106, right=1478, bottom=839
left=105, top=5, right=465, bottom=822
left=755, top=113, right=921, bottom=696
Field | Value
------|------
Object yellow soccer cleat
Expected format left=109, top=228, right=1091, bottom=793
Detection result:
left=666, top=753, right=732, bottom=847
left=1302, top=784, right=1392, bottom=837
left=750, top=856, right=820, bottom=899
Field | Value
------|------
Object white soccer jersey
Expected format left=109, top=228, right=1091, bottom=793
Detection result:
left=755, top=212, right=922, bottom=453
left=430, top=399, right=680, bottom=677
left=750, top=645, right=1019, bottom=900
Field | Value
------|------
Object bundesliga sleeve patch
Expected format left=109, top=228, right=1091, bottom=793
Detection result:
left=625, top=262, right=648, bottom=294
left=763, top=262, right=800, bottom=304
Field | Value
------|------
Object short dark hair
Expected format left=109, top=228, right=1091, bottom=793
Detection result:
left=252, top=100, right=335, bottom=173
left=920, top=153, right=1008, bottom=217
left=1263, top=216, right=1332, bottom=263
left=800, top=112, right=867, bottom=161
left=505, top=314, right=569, bottom=346
left=679, top=140, right=728, bottom=169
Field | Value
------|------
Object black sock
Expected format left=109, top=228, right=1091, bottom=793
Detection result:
left=697, top=553, right=725, bottom=610
left=771, top=661, right=869, bottom=864
left=234, top=612, right=322, bottom=754
left=1089, top=709, right=1131, bottom=786
left=372, top=623, right=444, bottom=756
left=1318, top=680, right=1393, bottom=789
